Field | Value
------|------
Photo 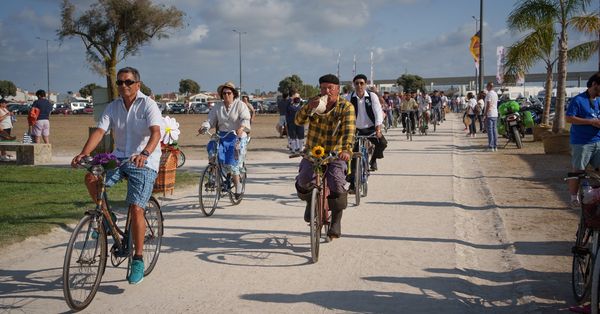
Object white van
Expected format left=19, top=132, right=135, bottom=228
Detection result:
left=70, top=102, right=88, bottom=113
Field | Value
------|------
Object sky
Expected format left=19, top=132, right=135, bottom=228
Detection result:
left=0, top=0, right=597, bottom=96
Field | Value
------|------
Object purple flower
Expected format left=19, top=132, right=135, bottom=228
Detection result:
left=92, top=153, right=120, bottom=169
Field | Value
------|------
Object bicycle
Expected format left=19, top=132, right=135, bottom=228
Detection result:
left=430, top=107, right=440, bottom=132
left=290, top=150, right=338, bottom=263
left=403, top=110, right=415, bottom=141
left=565, top=171, right=600, bottom=311
left=63, top=157, right=163, bottom=311
left=418, top=112, right=428, bottom=136
left=352, top=133, right=375, bottom=206
left=198, top=130, right=247, bottom=217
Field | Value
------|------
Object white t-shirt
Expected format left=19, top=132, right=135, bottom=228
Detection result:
left=0, top=108, right=12, bottom=129
left=485, top=90, right=499, bottom=118
left=97, top=91, right=164, bottom=172
left=466, top=98, right=477, bottom=114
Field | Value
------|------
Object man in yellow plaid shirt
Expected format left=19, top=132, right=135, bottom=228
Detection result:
left=294, top=74, right=355, bottom=239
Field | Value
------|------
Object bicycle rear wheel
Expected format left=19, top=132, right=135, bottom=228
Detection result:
left=143, top=197, right=163, bottom=276
left=199, top=164, right=221, bottom=216
left=354, top=156, right=361, bottom=206
left=176, top=150, right=186, bottom=168
left=229, top=165, right=247, bottom=205
left=360, top=157, right=369, bottom=198
left=309, top=188, right=321, bottom=263
left=572, top=218, right=593, bottom=302
left=63, top=214, right=107, bottom=312
left=591, top=252, right=600, bottom=314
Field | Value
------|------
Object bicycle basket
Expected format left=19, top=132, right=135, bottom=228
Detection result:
left=153, top=148, right=178, bottom=196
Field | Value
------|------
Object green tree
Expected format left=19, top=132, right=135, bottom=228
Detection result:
left=79, top=83, right=103, bottom=98
left=0, top=80, right=17, bottom=98
left=140, top=81, right=152, bottom=96
left=508, top=0, right=600, bottom=133
left=396, top=74, right=425, bottom=93
left=300, top=84, right=320, bottom=99
left=58, top=0, right=184, bottom=101
left=178, top=79, right=200, bottom=95
left=278, top=74, right=303, bottom=96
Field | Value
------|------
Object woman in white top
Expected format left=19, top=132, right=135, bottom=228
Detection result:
left=0, top=99, right=15, bottom=161
left=465, top=92, right=477, bottom=137
left=199, top=81, right=251, bottom=196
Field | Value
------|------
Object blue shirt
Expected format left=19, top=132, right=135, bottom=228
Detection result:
left=32, top=98, right=53, bottom=120
left=566, top=91, right=600, bottom=144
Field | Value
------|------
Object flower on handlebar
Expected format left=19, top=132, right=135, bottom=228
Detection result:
left=91, top=153, right=120, bottom=170
left=161, top=116, right=181, bottom=145
left=311, top=145, right=325, bottom=158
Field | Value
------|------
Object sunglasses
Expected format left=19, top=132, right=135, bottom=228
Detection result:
left=354, top=81, right=366, bottom=86
left=222, top=91, right=233, bottom=95
left=116, top=79, right=138, bottom=86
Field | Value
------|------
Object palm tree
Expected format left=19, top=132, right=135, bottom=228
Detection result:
left=504, top=22, right=556, bottom=125
left=507, top=0, right=599, bottom=133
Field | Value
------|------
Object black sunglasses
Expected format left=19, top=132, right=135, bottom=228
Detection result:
left=116, top=79, right=138, bottom=86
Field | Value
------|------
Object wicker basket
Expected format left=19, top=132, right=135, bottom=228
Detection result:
left=153, top=147, right=178, bottom=196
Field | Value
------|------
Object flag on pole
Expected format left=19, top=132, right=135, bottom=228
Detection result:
left=469, top=31, right=480, bottom=65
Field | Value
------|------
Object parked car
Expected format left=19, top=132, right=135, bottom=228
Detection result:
left=266, top=101, right=278, bottom=113
left=8, top=103, right=30, bottom=115
left=251, top=100, right=265, bottom=114
left=70, top=102, right=89, bottom=114
left=168, top=103, right=186, bottom=114
left=190, top=102, right=210, bottom=114
left=82, top=104, right=94, bottom=114
left=52, top=103, right=72, bottom=115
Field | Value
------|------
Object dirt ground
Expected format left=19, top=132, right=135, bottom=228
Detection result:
left=9, top=112, right=580, bottom=309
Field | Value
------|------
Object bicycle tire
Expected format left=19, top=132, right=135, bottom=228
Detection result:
left=199, top=164, right=220, bottom=216
left=407, top=117, right=413, bottom=141
left=354, top=156, right=361, bottom=206
left=361, top=156, right=369, bottom=198
left=572, top=219, right=592, bottom=303
left=229, top=165, right=247, bottom=205
left=310, top=188, right=321, bottom=263
left=143, top=196, right=163, bottom=276
left=176, top=150, right=186, bottom=168
left=591, top=251, right=600, bottom=314
left=63, top=214, right=107, bottom=312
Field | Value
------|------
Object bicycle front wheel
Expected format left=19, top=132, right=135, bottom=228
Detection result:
left=143, top=196, right=163, bottom=276
left=199, top=164, right=221, bottom=216
left=361, top=157, right=369, bottom=198
left=591, top=252, right=600, bottom=314
left=310, top=188, right=321, bottom=263
left=354, top=157, right=361, bottom=206
left=63, top=214, right=107, bottom=312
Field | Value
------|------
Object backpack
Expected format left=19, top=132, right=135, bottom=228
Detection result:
left=28, top=107, right=40, bottom=126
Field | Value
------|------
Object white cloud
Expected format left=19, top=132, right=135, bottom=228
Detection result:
left=295, top=40, right=334, bottom=58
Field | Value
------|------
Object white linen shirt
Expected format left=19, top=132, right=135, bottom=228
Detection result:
left=346, top=91, right=384, bottom=129
left=97, top=91, right=163, bottom=172
left=201, top=98, right=251, bottom=133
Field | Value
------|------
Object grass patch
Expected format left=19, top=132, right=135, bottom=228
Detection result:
left=0, top=165, right=198, bottom=248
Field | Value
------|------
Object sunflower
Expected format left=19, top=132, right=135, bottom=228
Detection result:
left=311, top=145, right=325, bottom=158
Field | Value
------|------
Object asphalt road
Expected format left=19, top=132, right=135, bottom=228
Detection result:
left=0, top=115, right=540, bottom=313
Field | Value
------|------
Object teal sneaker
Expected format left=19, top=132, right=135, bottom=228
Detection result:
left=128, top=259, right=144, bottom=285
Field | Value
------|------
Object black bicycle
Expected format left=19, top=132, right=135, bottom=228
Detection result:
left=198, top=130, right=247, bottom=216
left=352, top=133, right=374, bottom=206
left=63, top=157, right=163, bottom=311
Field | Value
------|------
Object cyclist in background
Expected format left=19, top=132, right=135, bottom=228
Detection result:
left=71, top=66, right=162, bottom=285
left=430, top=90, right=442, bottom=125
left=417, top=91, right=431, bottom=128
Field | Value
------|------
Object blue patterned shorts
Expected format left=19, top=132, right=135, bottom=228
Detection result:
left=105, top=161, right=158, bottom=209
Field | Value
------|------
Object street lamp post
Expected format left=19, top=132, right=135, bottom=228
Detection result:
left=472, top=16, right=479, bottom=93
left=36, top=37, right=50, bottom=94
left=232, top=29, right=246, bottom=95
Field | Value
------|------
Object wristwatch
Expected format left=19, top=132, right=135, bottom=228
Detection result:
left=140, top=149, right=150, bottom=157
